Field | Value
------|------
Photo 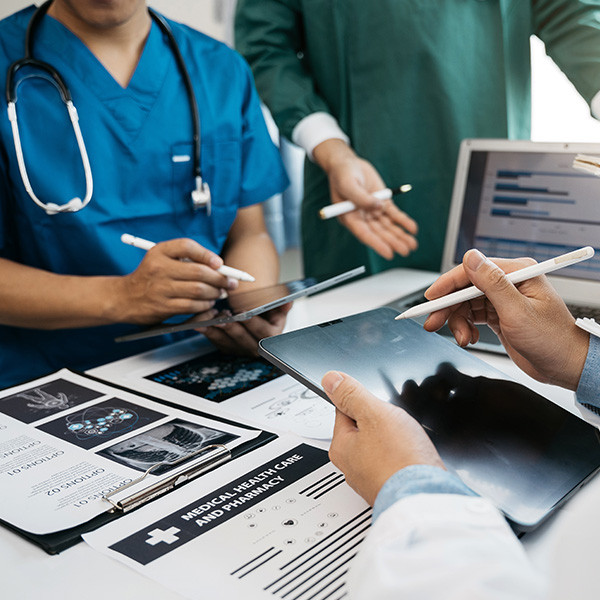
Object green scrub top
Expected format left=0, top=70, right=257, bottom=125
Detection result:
left=236, top=0, right=600, bottom=279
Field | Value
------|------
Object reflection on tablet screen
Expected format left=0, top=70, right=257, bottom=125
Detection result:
left=259, top=307, right=600, bottom=531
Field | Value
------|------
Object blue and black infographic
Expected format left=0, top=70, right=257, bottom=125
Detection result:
left=0, top=380, right=103, bottom=424
left=146, top=351, right=283, bottom=402
left=36, top=398, right=166, bottom=450
left=98, top=419, right=237, bottom=474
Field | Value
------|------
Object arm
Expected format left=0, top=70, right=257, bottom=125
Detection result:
left=0, top=240, right=232, bottom=329
left=322, top=371, right=545, bottom=599
left=533, top=0, right=600, bottom=110
left=221, top=204, right=279, bottom=290
left=235, top=0, right=332, bottom=142
left=235, top=1, right=418, bottom=260
left=200, top=204, right=291, bottom=354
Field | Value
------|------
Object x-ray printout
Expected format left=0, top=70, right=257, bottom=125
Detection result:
left=84, top=435, right=370, bottom=600
left=0, top=370, right=256, bottom=535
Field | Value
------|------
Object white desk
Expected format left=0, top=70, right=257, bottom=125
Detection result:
left=1, top=268, right=595, bottom=599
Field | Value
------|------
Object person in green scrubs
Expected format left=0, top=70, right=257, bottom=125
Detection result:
left=235, top=0, right=600, bottom=280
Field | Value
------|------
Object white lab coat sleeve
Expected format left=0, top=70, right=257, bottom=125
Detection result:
left=291, top=112, right=350, bottom=160
left=348, top=494, right=546, bottom=600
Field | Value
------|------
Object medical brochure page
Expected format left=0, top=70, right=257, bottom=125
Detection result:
left=91, top=344, right=336, bottom=440
left=0, top=369, right=257, bottom=535
left=84, top=435, right=371, bottom=600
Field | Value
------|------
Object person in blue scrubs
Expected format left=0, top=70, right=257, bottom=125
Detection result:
left=0, top=0, right=289, bottom=388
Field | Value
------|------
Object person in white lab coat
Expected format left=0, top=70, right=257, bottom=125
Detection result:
left=322, top=249, right=600, bottom=599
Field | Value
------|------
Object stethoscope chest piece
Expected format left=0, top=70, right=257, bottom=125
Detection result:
left=192, top=176, right=211, bottom=215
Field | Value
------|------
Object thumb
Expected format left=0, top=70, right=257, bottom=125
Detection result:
left=463, top=249, right=527, bottom=313
left=321, top=371, right=384, bottom=422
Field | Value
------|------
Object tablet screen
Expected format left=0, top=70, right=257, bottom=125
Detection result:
left=259, top=307, right=600, bottom=530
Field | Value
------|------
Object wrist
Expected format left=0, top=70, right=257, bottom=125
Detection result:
left=312, top=138, right=356, bottom=174
left=100, top=276, right=132, bottom=324
left=549, top=324, right=590, bottom=391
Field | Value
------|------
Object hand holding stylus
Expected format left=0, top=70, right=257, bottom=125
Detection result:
left=422, top=249, right=590, bottom=391
left=397, top=247, right=594, bottom=320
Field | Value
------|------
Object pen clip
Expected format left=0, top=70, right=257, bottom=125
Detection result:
left=103, top=443, right=231, bottom=513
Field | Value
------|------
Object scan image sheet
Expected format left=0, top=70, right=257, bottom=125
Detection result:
left=0, top=370, right=257, bottom=535
left=91, top=343, right=335, bottom=439
left=84, top=435, right=371, bottom=600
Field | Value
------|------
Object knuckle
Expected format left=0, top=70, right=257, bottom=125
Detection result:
left=334, top=380, right=359, bottom=412
left=517, top=256, right=537, bottom=267
left=181, top=238, right=196, bottom=254
left=486, top=264, right=511, bottom=290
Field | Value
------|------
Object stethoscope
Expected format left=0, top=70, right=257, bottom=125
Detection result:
left=5, top=0, right=211, bottom=216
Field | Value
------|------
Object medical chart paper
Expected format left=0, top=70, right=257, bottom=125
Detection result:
left=0, top=369, right=257, bottom=535
left=84, top=436, right=371, bottom=600
left=91, top=342, right=336, bottom=440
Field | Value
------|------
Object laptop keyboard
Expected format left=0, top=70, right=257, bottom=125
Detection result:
left=384, top=289, right=505, bottom=354
left=387, top=293, right=600, bottom=354
left=567, top=304, right=600, bottom=320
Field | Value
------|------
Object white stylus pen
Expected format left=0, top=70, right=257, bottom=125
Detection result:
left=396, top=246, right=595, bottom=320
left=319, top=184, right=412, bottom=220
left=120, top=234, right=256, bottom=282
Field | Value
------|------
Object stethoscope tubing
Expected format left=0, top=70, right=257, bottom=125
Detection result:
left=5, top=0, right=209, bottom=215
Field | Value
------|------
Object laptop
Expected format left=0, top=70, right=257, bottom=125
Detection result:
left=387, top=139, right=600, bottom=352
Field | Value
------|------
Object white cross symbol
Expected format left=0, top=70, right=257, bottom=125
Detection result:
left=145, top=527, right=181, bottom=546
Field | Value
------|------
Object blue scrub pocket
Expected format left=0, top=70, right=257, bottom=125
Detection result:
left=171, top=140, right=242, bottom=254
left=171, top=142, right=196, bottom=209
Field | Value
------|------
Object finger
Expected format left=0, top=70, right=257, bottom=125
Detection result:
left=335, top=180, right=386, bottom=211
left=328, top=408, right=358, bottom=469
left=368, top=216, right=417, bottom=257
left=204, top=322, right=259, bottom=355
left=461, top=250, right=531, bottom=317
left=383, top=202, right=419, bottom=235
left=423, top=305, right=455, bottom=331
left=272, top=301, right=294, bottom=317
left=172, top=260, right=233, bottom=289
left=340, top=214, right=395, bottom=259
left=332, top=407, right=358, bottom=438
left=159, top=238, right=223, bottom=269
left=321, top=371, right=385, bottom=422
left=148, top=246, right=232, bottom=290
left=424, top=263, right=471, bottom=300
left=241, top=311, right=287, bottom=339
left=201, top=326, right=239, bottom=354
left=165, top=279, right=228, bottom=302
left=447, top=309, right=479, bottom=347
left=425, top=255, right=537, bottom=301
left=261, top=302, right=293, bottom=326
left=164, top=298, right=219, bottom=317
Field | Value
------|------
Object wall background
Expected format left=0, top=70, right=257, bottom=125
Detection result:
left=0, top=1, right=228, bottom=38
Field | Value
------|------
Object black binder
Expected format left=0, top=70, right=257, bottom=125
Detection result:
left=0, top=370, right=277, bottom=554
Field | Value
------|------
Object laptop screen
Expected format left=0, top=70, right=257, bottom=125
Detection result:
left=451, top=144, right=600, bottom=283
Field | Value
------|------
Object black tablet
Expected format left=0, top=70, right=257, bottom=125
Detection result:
left=259, top=307, right=600, bottom=532
left=116, top=266, right=365, bottom=343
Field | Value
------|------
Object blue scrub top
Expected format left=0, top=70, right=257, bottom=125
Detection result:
left=0, top=6, right=289, bottom=388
